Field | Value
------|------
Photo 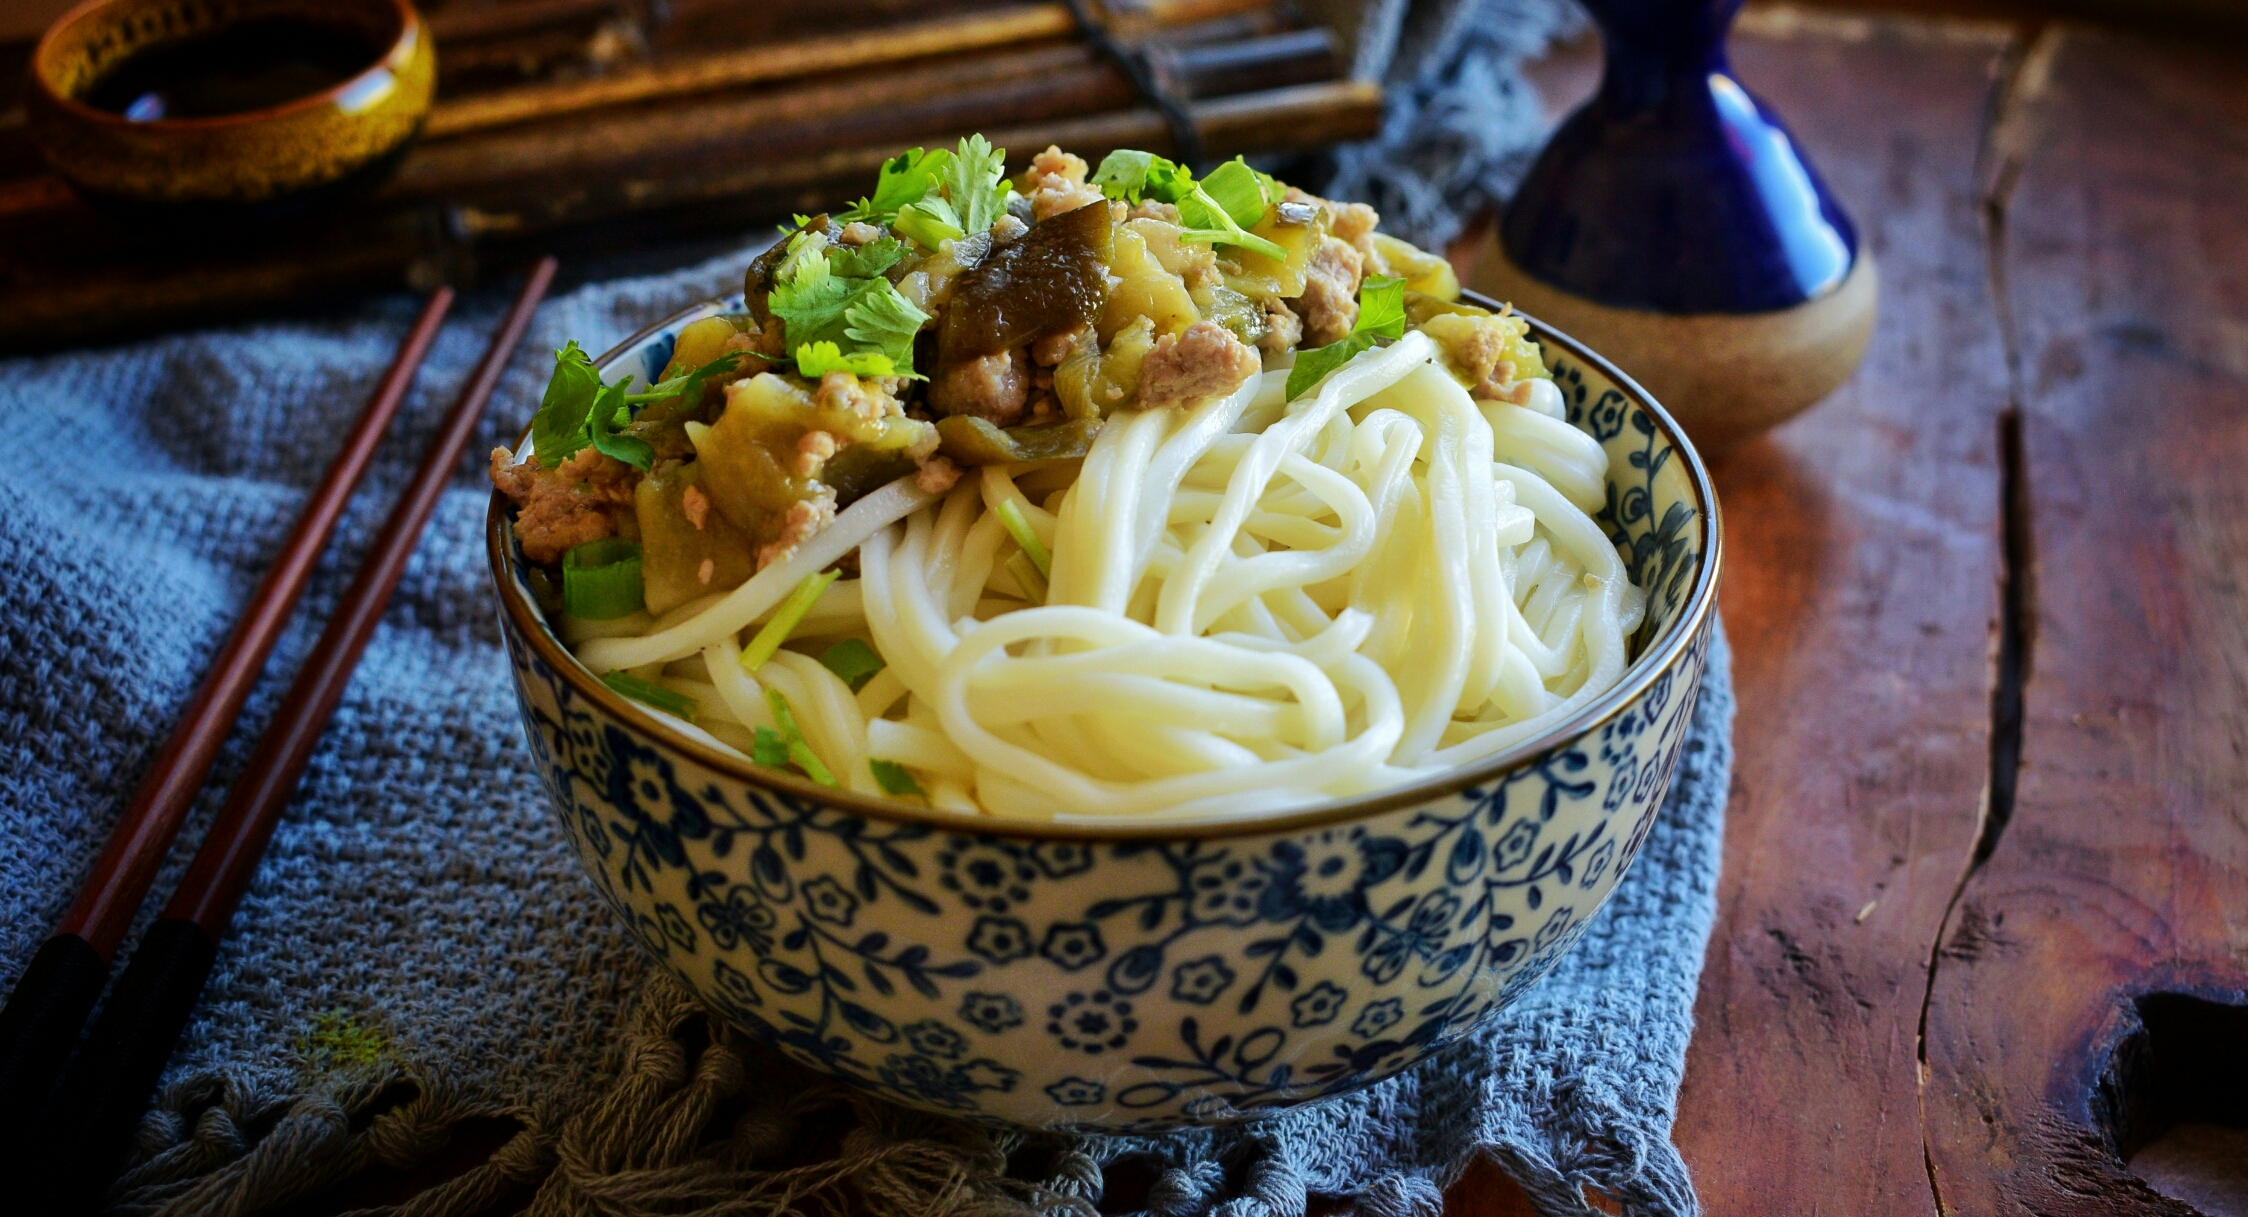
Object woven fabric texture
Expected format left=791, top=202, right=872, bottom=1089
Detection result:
left=0, top=3, right=1732, bottom=1213
left=1331, top=0, right=1587, bottom=250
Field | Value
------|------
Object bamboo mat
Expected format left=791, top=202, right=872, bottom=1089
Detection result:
left=0, top=0, right=1383, bottom=351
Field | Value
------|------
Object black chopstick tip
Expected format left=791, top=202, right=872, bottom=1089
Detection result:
left=28, top=920, right=218, bottom=1216
left=0, top=934, right=110, bottom=1160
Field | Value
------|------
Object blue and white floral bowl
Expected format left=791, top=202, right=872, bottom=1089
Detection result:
left=486, top=291, right=1722, bottom=1132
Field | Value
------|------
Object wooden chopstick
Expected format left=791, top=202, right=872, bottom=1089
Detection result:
left=0, top=287, right=455, bottom=1156
left=397, top=42, right=1135, bottom=199
left=25, top=258, right=559, bottom=1216
left=393, top=34, right=1342, bottom=205
left=425, top=0, right=627, bottom=44
left=421, top=0, right=1277, bottom=141
left=441, top=78, right=1385, bottom=236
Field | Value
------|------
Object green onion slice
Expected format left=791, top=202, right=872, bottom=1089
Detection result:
left=819, top=639, right=886, bottom=693
left=995, top=498, right=1051, bottom=577
left=561, top=538, right=644, bottom=619
left=760, top=688, right=838, bottom=786
left=1005, top=551, right=1049, bottom=604
left=739, top=569, right=840, bottom=673
left=602, top=670, right=697, bottom=719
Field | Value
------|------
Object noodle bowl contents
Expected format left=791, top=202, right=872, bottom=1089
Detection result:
left=492, top=137, right=1646, bottom=821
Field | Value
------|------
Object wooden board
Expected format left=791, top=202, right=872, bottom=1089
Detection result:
left=1664, top=12, right=2015, bottom=1214
left=38, top=6, right=2245, bottom=1214
left=1919, top=24, right=2248, bottom=1214
left=1448, top=8, right=2023, bottom=1213
left=1454, top=9, right=2248, bottom=1215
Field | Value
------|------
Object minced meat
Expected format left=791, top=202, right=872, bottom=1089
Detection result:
left=489, top=445, right=638, bottom=565
left=931, top=349, right=1030, bottom=425
left=1295, top=236, right=1366, bottom=346
left=1137, top=321, right=1261, bottom=410
left=757, top=495, right=836, bottom=571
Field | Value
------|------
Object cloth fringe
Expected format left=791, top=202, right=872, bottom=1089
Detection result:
left=111, top=980, right=1079, bottom=1217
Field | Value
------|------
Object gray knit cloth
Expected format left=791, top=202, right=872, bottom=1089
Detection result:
left=0, top=5, right=1731, bottom=1214
left=1327, top=0, right=1587, bottom=250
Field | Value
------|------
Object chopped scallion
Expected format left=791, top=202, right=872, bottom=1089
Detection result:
left=739, top=569, right=840, bottom=673
left=995, top=498, right=1050, bottom=577
left=1196, top=157, right=1272, bottom=230
left=760, top=688, right=838, bottom=786
left=1005, top=551, right=1049, bottom=604
left=562, top=538, right=644, bottom=619
left=602, top=670, right=697, bottom=719
left=894, top=200, right=965, bottom=250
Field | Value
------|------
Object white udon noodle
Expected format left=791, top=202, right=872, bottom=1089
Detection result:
left=565, top=332, right=1646, bottom=823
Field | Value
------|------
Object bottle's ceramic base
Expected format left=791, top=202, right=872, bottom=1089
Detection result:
left=1472, top=239, right=1879, bottom=455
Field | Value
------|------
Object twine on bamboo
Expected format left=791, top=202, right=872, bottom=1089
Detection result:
left=1063, top=0, right=1209, bottom=166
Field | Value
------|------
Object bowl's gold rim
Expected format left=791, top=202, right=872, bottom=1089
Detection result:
left=31, top=0, right=425, bottom=132
left=487, top=289, right=1725, bottom=842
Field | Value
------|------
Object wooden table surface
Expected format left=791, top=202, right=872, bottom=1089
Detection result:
left=216, top=6, right=2248, bottom=1215
left=1448, top=5, right=2248, bottom=1215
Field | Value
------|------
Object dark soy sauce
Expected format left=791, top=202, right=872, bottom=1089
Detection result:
left=83, top=18, right=381, bottom=121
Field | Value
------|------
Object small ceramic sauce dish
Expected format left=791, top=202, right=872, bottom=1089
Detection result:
left=27, top=0, right=435, bottom=220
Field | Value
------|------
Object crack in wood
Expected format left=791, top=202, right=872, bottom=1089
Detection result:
left=1913, top=22, right=2066, bottom=1217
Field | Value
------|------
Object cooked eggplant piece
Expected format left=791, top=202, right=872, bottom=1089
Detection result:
left=936, top=415, right=1105, bottom=465
left=942, top=201, right=1114, bottom=360
left=635, top=462, right=756, bottom=615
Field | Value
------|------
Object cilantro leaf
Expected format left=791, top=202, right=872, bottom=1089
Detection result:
left=769, top=232, right=854, bottom=345
left=869, top=759, right=925, bottom=799
left=1090, top=149, right=1156, bottom=201
left=625, top=352, right=743, bottom=419
left=827, top=235, right=904, bottom=280
left=794, top=341, right=900, bottom=379
left=777, top=277, right=929, bottom=376
left=587, top=378, right=654, bottom=471
left=841, top=282, right=929, bottom=371
left=532, top=342, right=603, bottom=465
left=770, top=228, right=931, bottom=378
left=1285, top=275, right=1410, bottom=401
left=940, top=134, right=1008, bottom=236
left=1147, top=160, right=1197, bottom=204
left=1091, top=149, right=1195, bottom=204
left=773, top=229, right=840, bottom=304
left=1284, top=336, right=1371, bottom=403
left=533, top=342, right=659, bottom=470
left=1356, top=275, right=1408, bottom=339
left=533, top=336, right=752, bottom=473
left=838, top=147, right=952, bottom=226
left=818, top=638, right=885, bottom=692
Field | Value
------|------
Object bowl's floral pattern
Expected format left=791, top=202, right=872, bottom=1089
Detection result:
left=490, top=298, right=1719, bottom=1131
